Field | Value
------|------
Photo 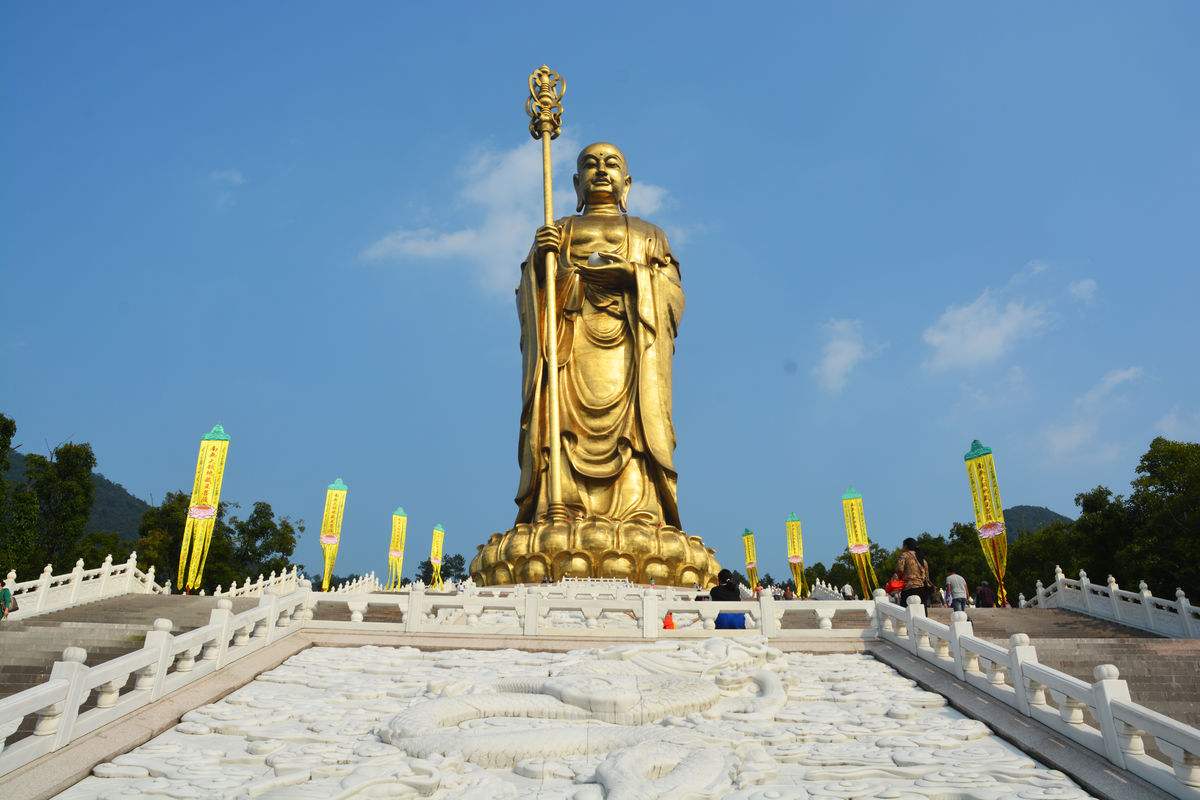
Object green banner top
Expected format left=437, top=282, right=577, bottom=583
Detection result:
left=964, top=439, right=993, bottom=462
left=841, top=486, right=862, bottom=501
left=328, top=478, right=349, bottom=492
left=786, top=511, right=800, bottom=522
left=434, top=523, right=445, bottom=533
left=201, top=424, right=230, bottom=441
left=393, top=506, right=407, bottom=517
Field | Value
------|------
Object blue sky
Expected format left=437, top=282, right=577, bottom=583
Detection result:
left=2, top=3, right=1198, bottom=583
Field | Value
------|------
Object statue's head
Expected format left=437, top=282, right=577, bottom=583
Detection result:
left=573, top=142, right=631, bottom=213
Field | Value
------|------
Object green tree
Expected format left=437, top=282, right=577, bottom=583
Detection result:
left=0, top=413, right=44, bottom=579
left=415, top=553, right=467, bottom=585
left=1122, top=437, right=1200, bottom=598
left=23, top=442, right=96, bottom=566
left=228, top=501, right=302, bottom=581
left=75, top=531, right=134, bottom=567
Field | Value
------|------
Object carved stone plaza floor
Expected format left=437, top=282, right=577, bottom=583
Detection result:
left=52, top=638, right=1097, bottom=799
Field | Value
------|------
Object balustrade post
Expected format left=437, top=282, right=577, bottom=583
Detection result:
left=1053, top=565, right=1066, bottom=608
left=1107, top=575, right=1122, bottom=622
left=143, top=618, right=175, bottom=699
left=97, top=554, right=113, bottom=598
left=641, top=590, right=659, bottom=639
left=124, top=551, right=138, bottom=593
left=35, top=564, right=53, bottom=611
left=905, top=595, right=925, bottom=654
left=1091, top=664, right=1131, bottom=768
left=1178, top=589, right=1196, bottom=638
left=1035, top=580, right=1046, bottom=605
left=348, top=600, right=367, bottom=623
left=68, top=559, right=84, bottom=604
left=206, top=600, right=233, bottom=666
left=256, top=592, right=278, bottom=641
left=758, top=592, right=780, bottom=638
left=1138, top=581, right=1154, bottom=630
left=1018, top=593, right=1027, bottom=608
left=48, top=647, right=90, bottom=749
left=144, top=565, right=155, bottom=593
left=406, top=583, right=426, bottom=633
left=871, top=589, right=888, bottom=635
left=1006, top=633, right=1038, bottom=714
left=162, top=579, right=172, bottom=595
left=523, top=591, right=540, bottom=636
left=1079, top=570, right=1093, bottom=615
left=946, top=611, right=974, bottom=680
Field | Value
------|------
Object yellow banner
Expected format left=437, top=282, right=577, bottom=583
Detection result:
left=388, top=507, right=408, bottom=590
left=179, top=425, right=230, bottom=591
left=964, top=441, right=1009, bottom=606
left=742, top=529, right=759, bottom=589
left=841, top=487, right=877, bottom=598
left=785, top=512, right=808, bottom=597
left=320, top=478, right=349, bottom=591
left=429, top=524, right=446, bottom=590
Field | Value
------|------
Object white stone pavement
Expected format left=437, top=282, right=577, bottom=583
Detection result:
left=55, top=638, right=1096, bottom=800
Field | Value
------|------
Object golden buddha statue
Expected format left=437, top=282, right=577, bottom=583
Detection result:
left=469, top=142, right=721, bottom=586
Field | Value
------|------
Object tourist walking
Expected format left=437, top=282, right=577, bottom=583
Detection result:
left=945, top=567, right=969, bottom=613
left=892, top=538, right=929, bottom=608
left=975, top=580, right=996, bottom=608
left=0, top=579, right=13, bottom=620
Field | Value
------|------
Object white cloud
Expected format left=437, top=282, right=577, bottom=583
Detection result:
left=961, top=365, right=1031, bottom=408
left=813, top=319, right=878, bottom=393
left=361, top=137, right=671, bottom=293
left=1068, top=278, right=1098, bottom=304
left=1044, top=367, right=1142, bottom=461
left=1155, top=407, right=1200, bottom=441
left=922, top=289, right=1050, bottom=371
left=209, top=169, right=246, bottom=187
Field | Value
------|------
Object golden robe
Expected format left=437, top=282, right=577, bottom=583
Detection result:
left=515, top=214, right=683, bottom=528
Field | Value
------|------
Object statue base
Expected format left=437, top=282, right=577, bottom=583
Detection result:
left=469, top=516, right=722, bottom=588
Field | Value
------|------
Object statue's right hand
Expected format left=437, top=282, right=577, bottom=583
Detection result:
left=534, top=224, right=563, bottom=258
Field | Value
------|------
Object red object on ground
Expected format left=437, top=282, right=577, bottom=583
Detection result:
left=662, top=612, right=675, bottom=630
left=885, top=578, right=905, bottom=594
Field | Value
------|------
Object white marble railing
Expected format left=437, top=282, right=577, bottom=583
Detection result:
left=0, top=587, right=309, bottom=776
left=211, top=566, right=302, bottom=598
left=1020, top=566, right=1199, bottom=638
left=875, top=592, right=1200, bottom=799
left=311, top=580, right=877, bottom=639
left=4, top=553, right=168, bottom=621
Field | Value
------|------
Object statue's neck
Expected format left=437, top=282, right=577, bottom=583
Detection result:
left=582, top=200, right=623, bottom=217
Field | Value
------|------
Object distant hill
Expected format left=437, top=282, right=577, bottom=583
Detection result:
left=1004, top=505, right=1072, bottom=538
left=4, top=451, right=151, bottom=542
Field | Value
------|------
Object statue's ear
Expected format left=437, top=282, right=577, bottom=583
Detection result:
left=618, top=175, right=632, bottom=213
left=573, top=173, right=584, bottom=212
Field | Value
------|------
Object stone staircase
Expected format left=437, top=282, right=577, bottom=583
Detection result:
left=923, top=607, right=1200, bottom=728
left=0, top=595, right=256, bottom=700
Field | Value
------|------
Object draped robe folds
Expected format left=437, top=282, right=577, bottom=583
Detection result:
left=515, top=214, right=684, bottom=528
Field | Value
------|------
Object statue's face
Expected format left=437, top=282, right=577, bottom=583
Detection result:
left=574, top=143, right=631, bottom=212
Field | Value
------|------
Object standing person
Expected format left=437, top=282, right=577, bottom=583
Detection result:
left=0, top=580, right=12, bottom=620
left=945, top=567, right=969, bottom=613
left=976, top=580, right=996, bottom=608
left=891, top=538, right=928, bottom=608
left=915, top=546, right=935, bottom=608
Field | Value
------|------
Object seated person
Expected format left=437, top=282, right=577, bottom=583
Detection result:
left=710, top=569, right=747, bottom=629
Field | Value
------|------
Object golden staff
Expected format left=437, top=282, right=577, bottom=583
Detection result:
left=525, top=65, right=568, bottom=523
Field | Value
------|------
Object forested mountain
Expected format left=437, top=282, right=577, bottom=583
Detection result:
left=1004, top=505, right=1073, bottom=538
left=4, top=450, right=150, bottom=542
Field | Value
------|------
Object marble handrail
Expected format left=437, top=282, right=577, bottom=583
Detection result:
left=1021, top=566, right=1198, bottom=638
left=876, top=591, right=1200, bottom=799
left=0, top=586, right=312, bottom=777
left=4, top=553, right=168, bottom=621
